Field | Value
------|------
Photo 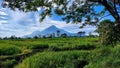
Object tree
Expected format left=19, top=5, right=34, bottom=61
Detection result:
left=34, top=36, right=38, bottom=39
left=61, top=33, right=67, bottom=38
left=57, top=30, right=60, bottom=37
left=9, top=35, right=17, bottom=39
left=2, top=0, right=120, bottom=45
left=2, top=0, right=120, bottom=24
left=97, top=20, right=120, bottom=46
left=48, top=33, right=55, bottom=38
left=52, top=33, right=55, bottom=38
left=78, top=31, right=85, bottom=37
left=42, top=35, right=46, bottom=38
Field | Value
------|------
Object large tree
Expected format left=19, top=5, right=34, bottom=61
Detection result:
left=2, top=0, right=120, bottom=24
left=97, top=20, right=118, bottom=46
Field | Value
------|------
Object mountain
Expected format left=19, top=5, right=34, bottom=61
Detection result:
left=40, top=25, right=70, bottom=36
left=23, top=25, right=85, bottom=38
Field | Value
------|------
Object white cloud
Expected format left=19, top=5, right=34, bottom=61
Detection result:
left=0, top=16, right=8, bottom=19
left=0, top=6, right=97, bottom=37
left=0, top=20, right=7, bottom=23
left=0, top=11, right=8, bottom=16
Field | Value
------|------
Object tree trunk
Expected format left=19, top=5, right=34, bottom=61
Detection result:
left=100, top=0, right=120, bottom=23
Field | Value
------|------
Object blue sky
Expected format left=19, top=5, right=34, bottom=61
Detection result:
left=0, top=0, right=114, bottom=37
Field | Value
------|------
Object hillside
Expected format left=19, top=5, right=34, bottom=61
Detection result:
left=24, top=25, right=85, bottom=38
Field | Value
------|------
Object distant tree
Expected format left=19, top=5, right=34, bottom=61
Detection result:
left=48, top=34, right=53, bottom=38
left=52, top=33, right=55, bottom=38
left=61, top=33, right=67, bottom=38
left=34, top=36, right=38, bottom=39
left=88, top=32, right=92, bottom=37
left=88, top=32, right=96, bottom=37
left=78, top=31, right=85, bottom=37
left=48, top=33, right=55, bottom=38
left=43, top=35, right=46, bottom=38
left=26, top=37, right=31, bottom=39
left=9, top=35, right=17, bottom=39
left=3, top=37, right=8, bottom=40
left=17, top=37, right=21, bottom=39
left=38, top=35, right=42, bottom=38
left=57, top=30, right=60, bottom=37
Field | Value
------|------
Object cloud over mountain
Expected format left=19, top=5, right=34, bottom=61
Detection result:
left=0, top=1, right=97, bottom=38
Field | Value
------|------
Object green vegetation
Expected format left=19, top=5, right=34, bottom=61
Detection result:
left=85, top=45, right=120, bottom=68
left=0, top=44, right=21, bottom=55
left=15, top=51, right=90, bottom=68
left=15, top=45, right=120, bottom=68
left=27, top=44, right=49, bottom=49
left=1, top=0, right=120, bottom=67
left=0, top=37, right=120, bottom=68
left=0, top=37, right=98, bottom=56
left=3, top=0, right=120, bottom=25
left=97, top=20, right=120, bottom=46
left=0, top=59, right=17, bottom=68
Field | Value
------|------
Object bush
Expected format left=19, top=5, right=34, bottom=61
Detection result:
left=0, top=45, right=21, bottom=55
left=27, top=44, right=49, bottom=49
left=49, top=44, right=96, bottom=51
left=0, top=59, right=17, bottom=68
left=49, top=45, right=61, bottom=51
left=74, top=44, right=96, bottom=50
left=85, top=45, right=120, bottom=68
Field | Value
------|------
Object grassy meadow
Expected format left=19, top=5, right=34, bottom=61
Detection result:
left=0, top=37, right=120, bottom=68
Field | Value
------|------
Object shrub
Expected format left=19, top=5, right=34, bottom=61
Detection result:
left=0, top=59, right=17, bottom=68
left=27, top=44, right=49, bottom=49
left=74, top=44, right=96, bottom=50
left=85, top=45, right=120, bottom=68
left=0, top=45, right=21, bottom=55
left=49, top=44, right=96, bottom=51
left=49, top=44, right=61, bottom=51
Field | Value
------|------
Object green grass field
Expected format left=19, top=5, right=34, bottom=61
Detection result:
left=0, top=37, right=120, bottom=68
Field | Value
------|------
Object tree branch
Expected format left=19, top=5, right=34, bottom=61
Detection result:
left=98, top=14, right=111, bottom=21
left=100, top=0, right=120, bottom=22
left=113, top=0, right=120, bottom=20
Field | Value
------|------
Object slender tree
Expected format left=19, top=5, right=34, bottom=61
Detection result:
left=61, top=33, right=67, bottom=38
left=78, top=31, right=85, bottom=37
left=57, top=30, right=60, bottom=37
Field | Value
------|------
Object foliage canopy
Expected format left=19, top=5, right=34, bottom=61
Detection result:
left=97, top=19, right=120, bottom=46
left=2, top=0, right=120, bottom=25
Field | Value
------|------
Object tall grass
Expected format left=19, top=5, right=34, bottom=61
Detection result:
left=84, top=45, right=120, bottom=68
left=0, top=37, right=98, bottom=55
left=0, top=44, right=21, bottom=55
left=15, top=50, right=90, bottom=68
left=15, top=45, right=120, bottom=68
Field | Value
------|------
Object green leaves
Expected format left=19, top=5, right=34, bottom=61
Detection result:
left=2, top=0, right=100, bottom=24
left=97, top=20, right=120, bottom=46
left=3, top=0, right=120, bottom=29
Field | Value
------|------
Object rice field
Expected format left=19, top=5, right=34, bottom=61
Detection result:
left=0, top=37, right=120, bottom=68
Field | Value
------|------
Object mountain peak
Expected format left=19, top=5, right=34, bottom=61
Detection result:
left=23, top=25, right=85, bottom=38
left=49, top=25, right=57, bottom=28
left=46, top=25, right=59, bottom=30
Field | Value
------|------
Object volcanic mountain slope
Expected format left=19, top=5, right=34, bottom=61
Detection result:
left=23, top=25, right=85, bottom=38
